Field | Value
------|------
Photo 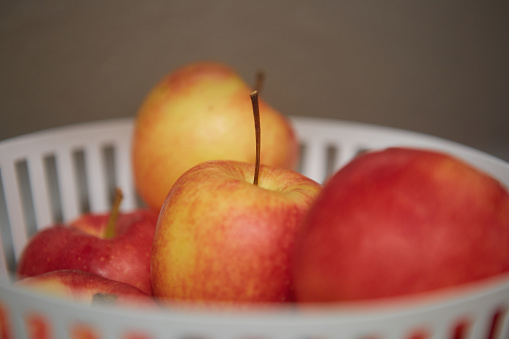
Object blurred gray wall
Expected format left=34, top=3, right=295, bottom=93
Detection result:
left=1, top=1, right=508, bottom=161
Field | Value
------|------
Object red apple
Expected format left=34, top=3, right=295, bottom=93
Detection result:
left=16, top=194, right=158, bottom=295
left=151, top=160, right=322, bottom=306
left=293, top=147, right=509, bottom=302
left=15, top=270, right=157, bottom=307
left=132, top=61, right=300, bottom=211
left=0, top=304, right=10, bottom=339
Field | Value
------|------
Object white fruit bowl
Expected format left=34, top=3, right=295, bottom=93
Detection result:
left=0, top=116, right=508, bottom=338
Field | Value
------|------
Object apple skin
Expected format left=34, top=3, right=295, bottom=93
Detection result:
left=15, top=270, right=157, bottom=307
left=16, top=209, right=158, bottom=296
left=151, top=160, right=321, bottom=306
left=132, top=61, right=300, bottom=211
left=293, top=147, right=509, bottom=302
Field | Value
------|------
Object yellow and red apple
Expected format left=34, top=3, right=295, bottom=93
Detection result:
left=151, top=160, right=321, bottom=306
left=131, top=61, right=300, bottom=211
left=293, top=147, right=509, bottom=302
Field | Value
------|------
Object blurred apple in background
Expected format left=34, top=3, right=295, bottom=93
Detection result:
left=293, top=147, right=509, bottom=302
left=151, top=160, right=321, bottom=306
left=131, top=61, right=300, bottom=211
left=16, top=190, right=158, bottom=295
left=15, top=270, right=157, bottom=307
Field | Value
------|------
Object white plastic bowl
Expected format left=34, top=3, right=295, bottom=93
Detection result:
left=0, top=116, right=508, bottom=338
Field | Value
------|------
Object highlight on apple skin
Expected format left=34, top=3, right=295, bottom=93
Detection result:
left=131, top=61, right=300, bottom=211
left=151, top=160, right=322, bottom=307
left=293, top=147, right=509, bottom=303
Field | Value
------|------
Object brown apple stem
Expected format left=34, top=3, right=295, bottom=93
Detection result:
left=104, top=188, right=123, bottom=239
left=254, top=69, right=265, bottom=94
left=250, top=90, right=261, bottom=186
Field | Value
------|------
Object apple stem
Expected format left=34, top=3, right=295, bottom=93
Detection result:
left=254, top=69, right=265, bottom=94
left=250, top=90, right=261, bottom=186
left=104, top=188, right=123, bottom=239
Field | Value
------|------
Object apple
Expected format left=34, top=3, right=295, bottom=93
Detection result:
left=131, top=61, right=300, bottom=211
left=150, top=159, right=321, bottom=306
left=0, top=304, right=10, bottom=339
left=16, top=190, right=158, bottom=295
left=14, top=270, right=157, bottom=307
left=293, top=147, right=509, bottom=302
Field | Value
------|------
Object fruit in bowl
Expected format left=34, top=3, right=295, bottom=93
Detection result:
left=293, top=147, right=509, bottom=302
left=15, top=270, right=157, bottom=307
left=16, top=190, right=158, bottom=295
left=132, top=61, right=300, bottom=211
left=151, top=160, right=321, bottom=306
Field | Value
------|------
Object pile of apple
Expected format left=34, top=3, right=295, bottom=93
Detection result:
left=13, top=61, right=509, bottom=310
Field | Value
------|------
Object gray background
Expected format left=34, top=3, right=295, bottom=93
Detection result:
left=1, top=1, right=508, bottom=161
